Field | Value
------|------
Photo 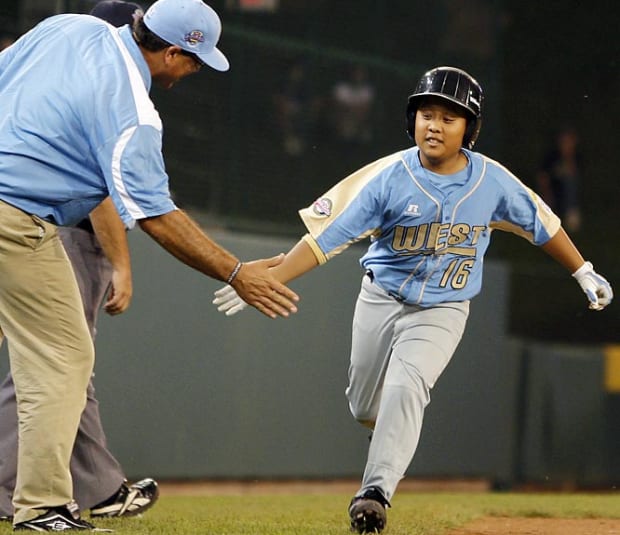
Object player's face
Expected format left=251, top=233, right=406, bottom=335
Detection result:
left=414, top=98, right=468, bottom=172
left=152, top=47, right=203, bottom=89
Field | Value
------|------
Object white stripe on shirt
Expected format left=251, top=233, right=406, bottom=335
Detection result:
left=107, top=24, right=160, bottom=226
left=112, top=126, right=146, bottom=225
left=107, top=25, right=161, bottom=129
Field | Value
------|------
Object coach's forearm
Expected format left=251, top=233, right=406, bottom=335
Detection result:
left=89, top=197, right=131, bottom=274
left=139, top=209, right=239, bottom=281
left=89, top=197, right=133, bottom=314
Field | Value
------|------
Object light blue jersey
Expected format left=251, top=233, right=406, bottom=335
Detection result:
left=0, top=14, right=176, bottom=227
left=300, top=147, right=561, bottom=306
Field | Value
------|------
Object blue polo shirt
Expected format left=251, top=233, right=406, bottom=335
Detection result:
left=0, top=14, right=176, bottom=227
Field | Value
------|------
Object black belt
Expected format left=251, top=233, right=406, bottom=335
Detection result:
left=75, top=218, right=95, bottom=234
left=366, top=269, right=405, bottom=303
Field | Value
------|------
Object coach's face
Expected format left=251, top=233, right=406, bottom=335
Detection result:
left=152, top=46, right=203, bottom=89
left=414, top=97, right=468, bottom=173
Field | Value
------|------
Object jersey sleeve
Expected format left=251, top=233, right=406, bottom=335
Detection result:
left=298, top=152, right=401, bottom=264
left=301, top=233, right=328, bottom=264
left=101, top=124, right=176, bottom=228
left=488, top=161, right=561, bottom=245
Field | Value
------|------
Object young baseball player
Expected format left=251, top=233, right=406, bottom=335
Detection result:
left=0, top=0, right=298, bottom=530
left=213, top=66, right=613, bottom=533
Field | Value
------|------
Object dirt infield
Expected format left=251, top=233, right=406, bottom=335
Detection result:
left=446, top=517, right=620, bottom=535
left=158, top=478, right=490, bottom=496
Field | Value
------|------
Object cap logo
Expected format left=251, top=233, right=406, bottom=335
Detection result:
left=184, top=30, right=205, bottom=47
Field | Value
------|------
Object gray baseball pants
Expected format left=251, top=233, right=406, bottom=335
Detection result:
left=346, top=274, right=469, bottom=501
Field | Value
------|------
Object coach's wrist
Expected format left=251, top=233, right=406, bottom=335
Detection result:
left=226, top=261, right=243, bottom=285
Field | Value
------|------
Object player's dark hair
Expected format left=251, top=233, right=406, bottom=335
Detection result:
left=132, top=14, right=203, bottom=65
left=132, top=15, right=170, bottom=52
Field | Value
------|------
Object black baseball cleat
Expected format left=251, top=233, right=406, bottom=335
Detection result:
left=13, top=501, right=110, bottom=531
left=90, top=478, right=159, bottom=518
left=348, top=486, right=391, bottom=534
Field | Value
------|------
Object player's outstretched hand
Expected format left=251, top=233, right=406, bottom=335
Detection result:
left=572, top=261, right=613, bottom=311
left=213, top=285, right=247, bottom=316
left=229, top=254, right=299, bottom=319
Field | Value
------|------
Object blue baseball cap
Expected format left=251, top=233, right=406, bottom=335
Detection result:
left=143, top=0, right=229, bottom=72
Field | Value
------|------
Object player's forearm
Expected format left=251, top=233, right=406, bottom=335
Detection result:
left=138, top=209, right=239, bottom=281
left=541, top=227, right=585, bottom=272
left=89, top=197, right=131, bottom=274
left=270, top=239, right=319, bottom=283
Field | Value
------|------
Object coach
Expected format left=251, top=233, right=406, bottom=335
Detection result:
left=0, top=0, right=298, bottom=529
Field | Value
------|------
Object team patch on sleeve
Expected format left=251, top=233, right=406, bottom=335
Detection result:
left=312, top=197, right=332, bottom=217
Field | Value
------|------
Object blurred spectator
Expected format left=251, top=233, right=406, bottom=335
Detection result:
left=536, top=125, right=583, bottom=233
left=439, top=0, right=505, bottom=64
left=329, top=64, right=375, bottom=145
left=273, top=59, right=319, bottom=156
left=225, top=0, right=278, bottom=11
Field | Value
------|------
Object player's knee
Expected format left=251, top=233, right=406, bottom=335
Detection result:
left=348, top=402, right=377, bottom=427
left=357, top=418, right=375, bottom=430
left=352, top=414, right=376, bottom=430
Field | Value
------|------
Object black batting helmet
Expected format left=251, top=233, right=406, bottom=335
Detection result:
left=406, top=66, right=483, bottom=149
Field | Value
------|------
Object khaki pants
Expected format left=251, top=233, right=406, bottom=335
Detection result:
left=0, top=201, right=93, bottom=524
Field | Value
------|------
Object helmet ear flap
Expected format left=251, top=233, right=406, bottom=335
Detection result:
left=463, top=116, right=482, bottom=149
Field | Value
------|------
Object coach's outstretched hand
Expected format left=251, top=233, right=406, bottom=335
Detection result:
left=572, top=261, right=613, bottom=311
left=139, top=211, right=298, bottom=320
left=229, top=254, right=298, bottom=318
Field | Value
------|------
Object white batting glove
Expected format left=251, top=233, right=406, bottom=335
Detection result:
left=572, top=261, right=613, bottom=311
left=212, top=285, right=248, bottom=316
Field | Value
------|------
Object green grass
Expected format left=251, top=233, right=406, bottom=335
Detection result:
left=2, top=492, right=619, bottom=534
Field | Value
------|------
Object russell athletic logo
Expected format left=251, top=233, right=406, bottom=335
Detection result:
left=405, top=203, right=421, bottom=217
left=312, top=197, right=332, bottom=217
left=184, top=30, right=205, bottom=46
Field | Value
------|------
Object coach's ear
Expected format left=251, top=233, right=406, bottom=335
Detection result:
left=163, top=45, right=184, bottom=65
